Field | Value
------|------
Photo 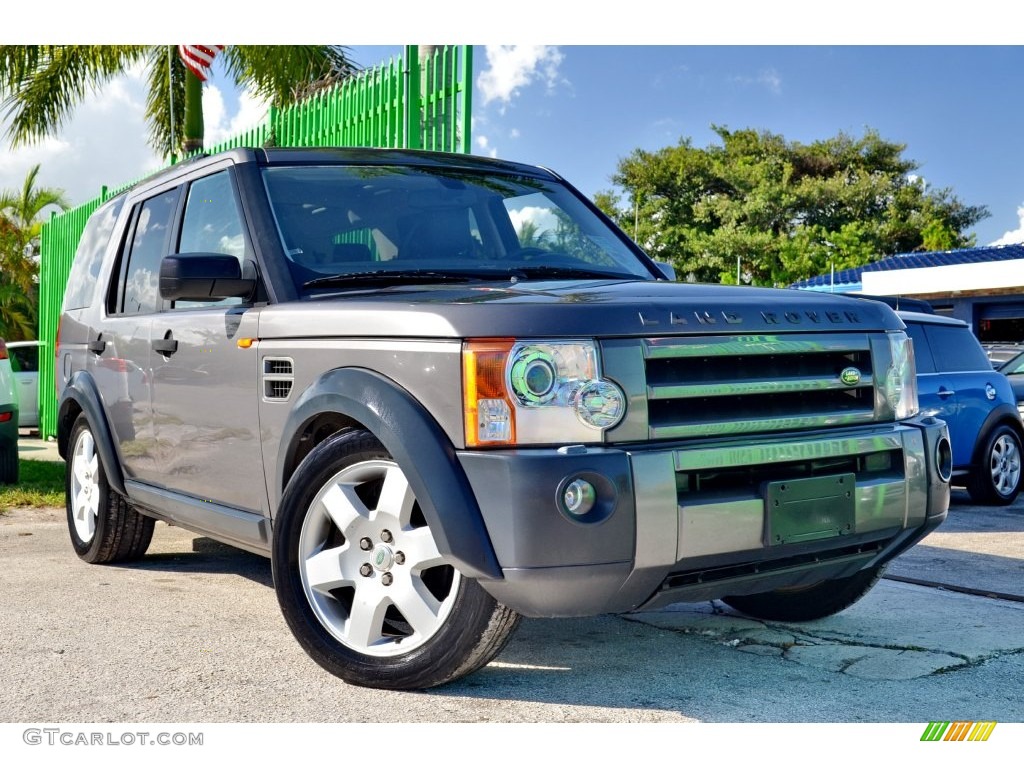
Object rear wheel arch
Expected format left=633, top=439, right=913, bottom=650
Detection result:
left=57, top=373, right=126, bottom=497
left=970, top=405, right=1024, bottom=467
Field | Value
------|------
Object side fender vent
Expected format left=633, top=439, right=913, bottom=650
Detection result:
left=263, top=357, right=294, bottom=401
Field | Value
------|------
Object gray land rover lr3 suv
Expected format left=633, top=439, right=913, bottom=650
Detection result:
left=56, top=148, right=951, bottom=690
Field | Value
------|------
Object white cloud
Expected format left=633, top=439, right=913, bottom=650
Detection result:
left=475, top=134, right=498, bottom=159
left=477, top=46, right=565, bottom=107
left=758, top=68, right=782, bottom=94
left=202, top=85, right=269, bottom=147
left=509, top=128, right=521, bottom=139
left=991, top=204, right=1024, bottom=245
left=732, top=68, right=783, bottom=95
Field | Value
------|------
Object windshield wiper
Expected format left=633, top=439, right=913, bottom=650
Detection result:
left=303, top=268, right=506, bottom=289
left=508, top=265, right=645, bottom=281
left=303, top=265, right=647, bottom=290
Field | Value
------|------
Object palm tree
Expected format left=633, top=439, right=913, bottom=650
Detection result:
left=0, top=163, right=67, bottom=339
left=0, top=163, right=68, bottom=293
left=0, top=45, right=356, bottom=157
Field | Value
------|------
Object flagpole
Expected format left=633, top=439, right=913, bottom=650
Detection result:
left=168, top=45, right=177, bottom=164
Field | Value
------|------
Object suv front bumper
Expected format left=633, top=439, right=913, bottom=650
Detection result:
left=457, top=417, right=950, bottom=618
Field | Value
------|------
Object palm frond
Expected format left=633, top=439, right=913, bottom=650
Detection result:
left=221, top=46, right=358, bottom=107
left=0, top=45, right=148, bottom=147
left=145, top=46, right=186, bottom=157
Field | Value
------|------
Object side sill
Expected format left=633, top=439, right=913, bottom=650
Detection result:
left=125, top=480, right=271, bottom=557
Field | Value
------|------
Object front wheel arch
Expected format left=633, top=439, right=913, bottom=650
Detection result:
left=277, top=367, right=502, bottom=581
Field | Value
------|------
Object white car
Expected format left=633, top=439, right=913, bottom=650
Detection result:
left=7, top=340, right=41, bottom=430
left=0, top=339, right=19, bottom=483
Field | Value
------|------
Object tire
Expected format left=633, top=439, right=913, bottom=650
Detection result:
left=0, top=446, right=17, bottom=485
left=722, top=565, right=885, bottom=622
left=272, top=429, right=520, bottom=690
left=966, top=424, right=1023, bottom=506
left=66, top=414, right=154, bottom=564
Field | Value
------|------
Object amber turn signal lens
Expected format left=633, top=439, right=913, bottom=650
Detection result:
left=463, top=339, right=515, bottom=446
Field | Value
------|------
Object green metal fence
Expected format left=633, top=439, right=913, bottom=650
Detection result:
left=37, top=45, right=473, bottom=439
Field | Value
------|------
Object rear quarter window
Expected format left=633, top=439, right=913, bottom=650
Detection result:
left=62, top=197, right=125, bottom=310
left=925, top=325, right=992, bottom=372
left=904, top=323, right=935, bottom=374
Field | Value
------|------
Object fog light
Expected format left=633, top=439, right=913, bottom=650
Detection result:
left=562, top=478, right=597, bottom=517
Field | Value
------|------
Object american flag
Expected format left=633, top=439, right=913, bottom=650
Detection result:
left=178, top=45, right=224, bottom=82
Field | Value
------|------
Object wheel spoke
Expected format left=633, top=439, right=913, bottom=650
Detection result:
left=376, top=465, right=416, bottom=524
left=401, top=526, right=445, bottom=571
left=80, top=431, right=94, bottom=461
left=393, top=578, right=444, bottom=637
left=76, top=496, right=96, bottom=539
left=304, top=545, right=352, bottom=594
left=344, top=590, right=390, bottom=648
left=319, top=482, right=369, bottom=534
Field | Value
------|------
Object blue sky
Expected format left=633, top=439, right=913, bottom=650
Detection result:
left=3, top=39, right=1024, bottom=247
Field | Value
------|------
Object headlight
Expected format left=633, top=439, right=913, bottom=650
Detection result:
left=887, top=331, right=919, bottom=420
left=463, top=339, right=626, bottom=446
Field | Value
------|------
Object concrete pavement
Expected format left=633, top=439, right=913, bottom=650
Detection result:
left=0, top=492, right=1021, bottom=723
left=17, top=431, right=62, bottom=463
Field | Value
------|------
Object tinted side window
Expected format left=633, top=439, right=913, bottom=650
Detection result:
left=9, top=346, right=38, bottom=373
left=62, top=197, right=125, bottom=310
left=120, top=190, right=178, bottom=315
left=904, top=323, right=935, bottom=374
left=178, top=171, right=246, bottom=261
left=926, top=326, right=992, bottom=372
left=175, top=172, right=247, bottom=309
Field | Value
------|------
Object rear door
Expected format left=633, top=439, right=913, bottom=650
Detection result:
left=92, top=186, right=180, bottom=484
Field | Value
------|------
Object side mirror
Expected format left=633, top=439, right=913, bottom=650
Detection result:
left=653, top=261, right=676, bottom=281
left=159, top=253, right=256, bottom=301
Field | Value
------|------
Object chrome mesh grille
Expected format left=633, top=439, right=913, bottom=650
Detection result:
left=642, top=334, right=877, bottom=438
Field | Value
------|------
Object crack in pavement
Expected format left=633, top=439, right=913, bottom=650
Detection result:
left=616, top=601, right=1021, bottom=681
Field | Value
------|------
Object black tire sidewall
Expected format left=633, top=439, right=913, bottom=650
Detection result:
left=0, top=447, right=17, bottom=485
left=272, top=429, right=499, bottom=689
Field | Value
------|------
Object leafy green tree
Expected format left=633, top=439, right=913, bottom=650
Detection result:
left=0, top=164, right=67, bottom=339
left=597, top=126, right=989, bottom=286
left=0, top=45, right=355, bottom=156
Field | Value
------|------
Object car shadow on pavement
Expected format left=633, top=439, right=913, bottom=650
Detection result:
left=112, top=536, right=273, bottom=587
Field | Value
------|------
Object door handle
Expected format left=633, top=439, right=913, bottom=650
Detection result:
left=152, top=334, right=178, bottom=356
left=937, top=388, right=956, bottom=398
left=87, top=338, right=106, bottom=355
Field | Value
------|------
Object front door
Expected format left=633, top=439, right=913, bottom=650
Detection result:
left=148, top=169, right=265, bottom=514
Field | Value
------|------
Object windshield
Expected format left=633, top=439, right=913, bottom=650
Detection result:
left=261, top=165, right=655, bottom=295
